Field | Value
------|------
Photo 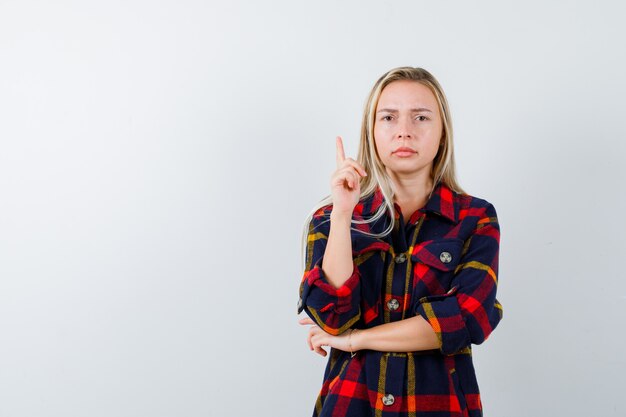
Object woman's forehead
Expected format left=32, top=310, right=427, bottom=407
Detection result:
left=377, top=80, right=437, bottom=109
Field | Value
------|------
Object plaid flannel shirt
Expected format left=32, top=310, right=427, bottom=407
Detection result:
left=297, top=180, right=503, bottom=417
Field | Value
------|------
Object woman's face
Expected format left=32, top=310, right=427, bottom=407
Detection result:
left=373, top=80, right=443, bottom=179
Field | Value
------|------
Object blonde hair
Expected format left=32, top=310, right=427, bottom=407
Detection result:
left=300, top=66, right=465, bottom=272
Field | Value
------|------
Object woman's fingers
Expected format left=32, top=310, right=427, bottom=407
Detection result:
left=336, top=136, right=346, bottom=168
left=311, top=333, right=328, bottom=357
left=333, top=166, right=362, bottom=190
left=334, top=169, right=355, bottom=189
left=307, top=329, right=314, bottom=351
left=300, top=317, right=320, bottom=353
left=342, top=158, right=368, bottom=177
left=300, top=318, right=329, bottom=356
left=314, top=346, right=328, bottom=357
left=298, top=317, right=314, bottom=325
left=335, top=136, right=367, bottom=177
left=347, top=171, right=359, bottom=189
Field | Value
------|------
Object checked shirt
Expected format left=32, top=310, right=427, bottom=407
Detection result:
left=297, top=180, right=503, bottom=417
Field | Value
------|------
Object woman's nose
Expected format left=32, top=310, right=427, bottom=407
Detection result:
left=396, top=118, right=412, bottom=139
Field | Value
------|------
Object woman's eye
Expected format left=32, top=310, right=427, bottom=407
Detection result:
left=382, top=115, right=393, bottom=121
left=416, top=115, right=428, bottom=121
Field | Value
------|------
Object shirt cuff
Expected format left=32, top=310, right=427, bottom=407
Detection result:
left=414, top=286, right=472, bottom=355
left=298, top=258, right=362, bottom=335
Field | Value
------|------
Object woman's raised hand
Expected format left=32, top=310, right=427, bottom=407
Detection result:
left=330, top=136, right=367, bottom=216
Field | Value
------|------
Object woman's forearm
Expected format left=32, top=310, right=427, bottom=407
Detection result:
left=351, top=315, right=441, bottom=352
left=321, top=211, right=355, bottom=289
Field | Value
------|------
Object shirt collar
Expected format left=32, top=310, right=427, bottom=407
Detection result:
left=356, top=180, right=460, bottom=224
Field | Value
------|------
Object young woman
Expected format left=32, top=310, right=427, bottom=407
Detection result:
left=297, top=67, right=503, bottom=417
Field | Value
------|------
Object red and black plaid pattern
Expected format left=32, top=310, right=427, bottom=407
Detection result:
left=298, top=180, right=502, bottom=417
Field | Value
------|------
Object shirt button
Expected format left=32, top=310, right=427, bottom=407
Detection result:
left=387, top=298, right=400, bottom=311
left=439, top=251, right=452, bottom=263
left=394, top=253, right=407, bottom=263
left=382, top=393, right=395, bottom=406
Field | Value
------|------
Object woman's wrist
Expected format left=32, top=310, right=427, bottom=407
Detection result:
left=330, top=210, right=352, bottom=224
left=350, top=328, right=366, bottom=352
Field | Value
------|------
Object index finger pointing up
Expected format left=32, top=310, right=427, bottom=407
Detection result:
left=336, top=136, right=346, bottom=168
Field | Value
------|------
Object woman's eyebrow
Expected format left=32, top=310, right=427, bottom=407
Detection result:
left=376, top=107, right=433, bottom=113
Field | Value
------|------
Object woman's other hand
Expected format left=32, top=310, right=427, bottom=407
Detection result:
left=330, top=136, right=367, bottom=217
left=298, top=317, right=352, bottom=357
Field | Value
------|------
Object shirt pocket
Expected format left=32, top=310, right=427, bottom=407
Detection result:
left=448, top=367, right=469, bottom=417
left=410, top=237, right=464, bottom=294
left=352, top=235, right=391, bottom=325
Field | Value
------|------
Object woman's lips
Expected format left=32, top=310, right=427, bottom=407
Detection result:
left=393, top=149, right=416, bottom=157
left=395, top=151, right=415, bottom=157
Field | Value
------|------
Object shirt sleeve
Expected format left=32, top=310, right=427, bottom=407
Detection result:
left=414, top=202, right=503, bottom=355
left=297, top=210, right=361, bottom=336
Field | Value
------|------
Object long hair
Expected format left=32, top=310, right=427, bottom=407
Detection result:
left=300, top=66, right=465, bottom=272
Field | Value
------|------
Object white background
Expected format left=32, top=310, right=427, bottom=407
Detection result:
left=1, top=1, right=625, bottom=416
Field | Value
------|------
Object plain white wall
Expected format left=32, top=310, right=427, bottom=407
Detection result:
left=1, top=1, right=624, bottom=416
